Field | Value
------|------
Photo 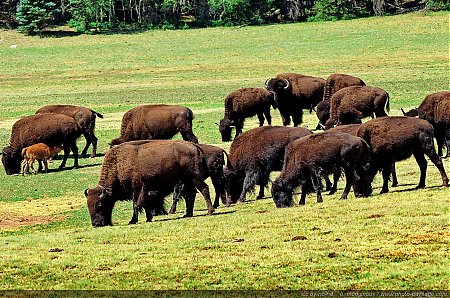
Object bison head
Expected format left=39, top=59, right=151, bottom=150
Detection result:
left=218, top=118, right=234, bottom=142
left=2, top=146, right=22, bottom=175
left=265, top=78, right=290, bottom=94
left=315, top=100, right=330, bottom=130
left=401, top=107, right=419, bottom=117
left=271, top=179, right=293, bottom=208
left=85, top=186, right=113, bottom=227
left=222, top=168, right=244, bottom=204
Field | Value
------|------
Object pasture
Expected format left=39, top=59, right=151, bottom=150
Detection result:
left=0, top=11, right=449, bottom=290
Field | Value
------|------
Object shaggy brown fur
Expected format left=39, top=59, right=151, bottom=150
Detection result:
left=265, top=73, right=325, bottom=126
left=218, top=88, right=277, bottom=141
left=357, top=116, right=449, bottom=194
left=271, top=131, right=371, bottom=208
left=325, top=85, right=390, bottom=129
left=21, top=143, right=63, bottom=175
left=36, top=105, right=103, bottom=157
left=84, top=140, right=213, bottom=227
left=434, top=96, right=450, bottom=157
left=323, top=73, right=366, bottom=102
left=224, top=126, right=312, bottom=204
left=403, top=91, right=450, bottom=157
left=2, top=113, right=81, bottom=175
left=169, top=143, right=231, bottom=214
left=110, top=104, right=198, bottom=146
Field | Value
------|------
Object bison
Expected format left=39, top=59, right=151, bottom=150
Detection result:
left=36, top=105, right=103, bottom=157
left=110, top=104, right=198, bottom=146
left=224, top=126, right=312, bottom=204
left=218, top=88, right=277, bottom=142
left=357, top=116, right=449, bottom=194
left=324, top=86, right=390, bottom=129
left=2, top=113, right=81, bottom=175
left=323, top=73, right=366, bottom=102
left=265, top=73, right=325, bottom=126
left=271, top=131, right=371, bottom=208
left=434, top=97, right=450, bottom=157
left=21, top=143, right=63, bottom=175
left=169, top=143, right=230, bottom=214
left=402, top=91, right=450, bottom=157
left=84, top=140, right=214, bottom=227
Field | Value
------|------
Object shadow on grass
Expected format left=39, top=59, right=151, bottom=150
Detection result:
left=48, top=163, right=102, bottom=173
left=156, top=210, right=236, bottom=222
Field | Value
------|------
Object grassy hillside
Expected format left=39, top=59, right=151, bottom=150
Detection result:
left=0, top=11, right=449, bottom=289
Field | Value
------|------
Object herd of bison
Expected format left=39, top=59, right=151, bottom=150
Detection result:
left=1, top=73, right=449, bottom=227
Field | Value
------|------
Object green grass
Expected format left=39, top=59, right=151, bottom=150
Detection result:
left=0, top=11, right=449, bottom=290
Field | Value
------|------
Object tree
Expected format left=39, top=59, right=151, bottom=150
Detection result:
left=16, top=0, right=59, bottom=34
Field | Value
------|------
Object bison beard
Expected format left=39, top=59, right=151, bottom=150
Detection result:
left=85, top=140, right=214, bottom=227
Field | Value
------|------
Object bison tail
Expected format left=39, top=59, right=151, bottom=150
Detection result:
left=92, top=110, right=104, bottom=119
left=385, top=93, right=390, bottom=113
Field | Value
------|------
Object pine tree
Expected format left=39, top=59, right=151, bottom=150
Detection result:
left=16, top=0, right=59, bottom=34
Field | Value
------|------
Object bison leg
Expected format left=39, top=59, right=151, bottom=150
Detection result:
left=81, top=132, right=98, bottom=158
left=391, top=162, right=398, bottom=187
left=328, top=172, right=339, bottom=195
left=235, top=120, right=244, bottom=138
left=239, top=171, right=258, bottom=202
left=257, top=113, right=265, bottom=127
left=43, top=159, right=49, bottom=172
left=193, top=180, right=214, bottom=215
left=380, top=163, right=392, bottom=194
left=182, top=182, right=197, bottom=217
left=211, top=176, right=224, bottom=209
left=435, top=125, right=445, bottom=157
left=340, top=168, right=355, bottom=200
left=424, top=147, right=449, bottom=187
left=263, top=108, right=272, bottom=125
left=169, top=183, right=184, bottom=214
left=310, top=171, right=323, bottom=203
left=413, top=153, right=428, bottom=189
left=292, top=110, right=303, bottom=127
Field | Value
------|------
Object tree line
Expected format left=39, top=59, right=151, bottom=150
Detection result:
left=0, top=0, right=448, bottom=34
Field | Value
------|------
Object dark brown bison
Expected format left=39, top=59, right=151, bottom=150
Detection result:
left=315, top=100, right=330, bottom=130
left=224, top=126, right=312, bottom=204
left=328, top=124, right=398, bottom=188
left=271, top=131, right=371, bottom=208
left=357, top=116, right=449, bottom=194
left=110, top=104, right=198, bottom=146
left=434, top=97, right=450, bottom=157
left=324, top=86, right=390, bottom=129
left=323, top=73, right=366, bottom=102
left=36, top=105, right=103, bottom=157
left=218, top=88, right=277, bottom=142
left=2, top=113, right=81, bottom=175
left=265, top=73, right=325, bottom=126
left=169, top=143, right=230, bottom=214
left=402, top=91, right=450, bottom=157
left=84, top=140, right=214, bottom=227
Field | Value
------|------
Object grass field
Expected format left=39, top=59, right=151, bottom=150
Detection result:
left=0, top=11, right=449, bottom=290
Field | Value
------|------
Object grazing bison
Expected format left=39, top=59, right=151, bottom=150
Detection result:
left=323, top=73, right=366, bottom=102
left=265, top=73, right=325, bottom=126
left=315, top=100, right=330, bottom=130
left=84, top=140, right=214, bottom=227
left=324, top=86, right=390, bottom=129
left=2, top=114, right=81, bottom=175
left=169, top=143, right=230, bottom=214
left=224, top=126, right=312, bottom=204
left=110, top=104, right=198, bottom=146
left=402, top=91, right=450, bottom=157
left=328, top=124, right=398, bottom=188
left=21, top=143, right=63, bottom=175
left=271, top=131, right=371, bottom=208
left=357, top=116, right=449, bottom=194
left=218, top=88, right=277, bottom=142
left=36, top=105, right=103, bottom=157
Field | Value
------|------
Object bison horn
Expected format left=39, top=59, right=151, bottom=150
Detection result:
left=318, top=123, right=325, bottom=129
left=264, top=78, right=270, bottom=87
left=99, top=186, right=106, bottom=199
left=283, top=79, right=290, bottom=90
left=401, top=108, right=406, bottom=115
left=214, top=122, right=220, bottom=126
left=84, top=189, right=89, bottom=198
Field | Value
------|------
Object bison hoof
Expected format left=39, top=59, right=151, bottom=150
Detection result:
left=208, top=209, right=215, bottom=215
left=415, top=184, right=425, bottom=189
left=128, top=220, right=137, bottom=225
left=183, top=213, right=193, bottom=218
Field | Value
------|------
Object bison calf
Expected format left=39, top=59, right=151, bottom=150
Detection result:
left=21, top=143, right=63, bottom=175
left=357, top=116, right=449, bottom=194
left=218, top=88, right=277, bottom=142
left=272, top=132, right=371, bottom=208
